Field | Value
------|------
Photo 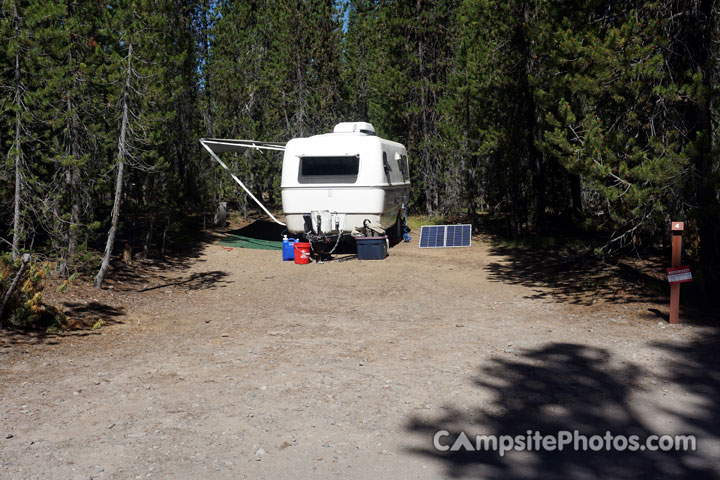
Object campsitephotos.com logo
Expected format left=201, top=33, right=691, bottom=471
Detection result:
left=433, top=430, right=697, bottom=457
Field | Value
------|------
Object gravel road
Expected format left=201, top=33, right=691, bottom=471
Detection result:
left=1, top=228, right=718, bottom=479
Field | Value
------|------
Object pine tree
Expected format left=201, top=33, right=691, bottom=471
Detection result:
left=439, top=0, right=534, bottom=231
left=341, top=0, right=376, bottom=122
left=657, top=0, right=720, bottom=288
left=538, top=2, right=690, bottom=251
left=347, top=0, right=458, bottom=215
left=23, top=0, right=107, bottom=274
left=0, top=0, right=30, bottom=259
left=205, top=0, right=272, bottom=211
left=206, top=0, right=345, bottom=209
left=162, top=0, right=202, bottom=210
left=95, top=0, right=169, bottom=288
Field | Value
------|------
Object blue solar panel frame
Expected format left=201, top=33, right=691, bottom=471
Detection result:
left=418, top=224, right=472, bottom=248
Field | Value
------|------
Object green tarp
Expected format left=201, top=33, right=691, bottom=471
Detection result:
left=218, top=235, right=282, bottom=251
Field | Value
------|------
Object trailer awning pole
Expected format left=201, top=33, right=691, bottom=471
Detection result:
left=200, top=140, right=286, bottom=226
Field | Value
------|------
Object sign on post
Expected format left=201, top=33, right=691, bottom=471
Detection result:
left=668, top=221, right=684, bottom=324
left=667, top=266, right=692, bottom=284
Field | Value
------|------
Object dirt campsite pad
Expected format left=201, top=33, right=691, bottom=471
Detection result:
left=1, top=222, right=719, bottom=479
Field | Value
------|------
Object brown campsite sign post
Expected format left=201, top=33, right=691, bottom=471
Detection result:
left=667, top=221, right=692, bottom=324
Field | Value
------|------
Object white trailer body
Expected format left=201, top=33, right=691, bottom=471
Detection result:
left=281, top=122, right=410, bottom=235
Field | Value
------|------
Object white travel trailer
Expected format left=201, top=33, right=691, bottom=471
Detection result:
left=200, top=122, right=410, bottom=250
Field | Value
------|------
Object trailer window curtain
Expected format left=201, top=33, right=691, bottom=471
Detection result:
left=298, top=155, right=360, bottom=184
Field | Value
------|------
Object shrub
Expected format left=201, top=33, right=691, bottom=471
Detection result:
left=0, top=254, right=66, bottom=330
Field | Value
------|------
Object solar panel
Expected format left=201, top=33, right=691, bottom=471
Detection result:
left=446, top=224, right=472, bottom=247
left=418, top=224, right=472, bottom=248
left=419, top=225, right=445, bottom=248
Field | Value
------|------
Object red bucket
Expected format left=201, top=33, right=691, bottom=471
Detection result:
left=293, top=242, right=311, bottom=264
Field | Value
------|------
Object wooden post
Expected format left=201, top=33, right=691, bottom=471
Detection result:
left=669, top=221, right=684, bottom=324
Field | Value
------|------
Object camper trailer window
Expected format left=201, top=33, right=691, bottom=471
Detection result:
left=298, top=156, right=359, bottom=183
left=400, top=155, right=409, bottom=181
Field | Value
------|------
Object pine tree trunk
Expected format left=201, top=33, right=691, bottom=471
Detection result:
left=295, top=51, right=306, bottom=136
left=522, top=1, right=545, bottom=233
left=570, top=174, right=582, bottom=216
left=144, top=215, right=153, bottom=258
left=95, top=41, right=133, bottom=289
left=66, top=47, right=80, bottom=261
left=201, top=0, right=213, bottom=137
left=696, top=0, right=720, bottom=291
left=710, top=40, right=720, bottom=292
left=66, top=80, right=81, bottom=263
left=12, top=47, right=22, bottom=261
left=415, top=8, right=434, bottom=216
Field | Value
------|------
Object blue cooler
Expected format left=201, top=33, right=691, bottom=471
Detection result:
left=355, top=236, right=388, bottom=260
left=282, top=236, right=297, bottom=261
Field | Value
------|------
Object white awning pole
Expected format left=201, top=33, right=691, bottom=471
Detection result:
left=201, top=140, right=285, bottom=151
left=200, top=140, right=286, bottom=226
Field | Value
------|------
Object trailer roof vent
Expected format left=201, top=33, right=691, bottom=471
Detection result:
left=333, top=122, right=376, bottom=135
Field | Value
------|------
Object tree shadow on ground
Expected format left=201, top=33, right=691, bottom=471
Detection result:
left=0, top=329, right=104, bottom=351
left=405, top=342, right=717, bottom=479
left=485, top=244, right=671, bottom=306
left=1, top=214, right=235, bottom=344
left=61, top=301, right=126, bottom=325
left=485, top=244, right=719, bottom=323
left=137, top=270, right=231, bottom=292
left=101, top=213, right=245, bottom=291
left=104, top=239, right=216, bottom=292
left=652, top=327, right=720, bottom=448
left=0, top=302, right=125, bottom=349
